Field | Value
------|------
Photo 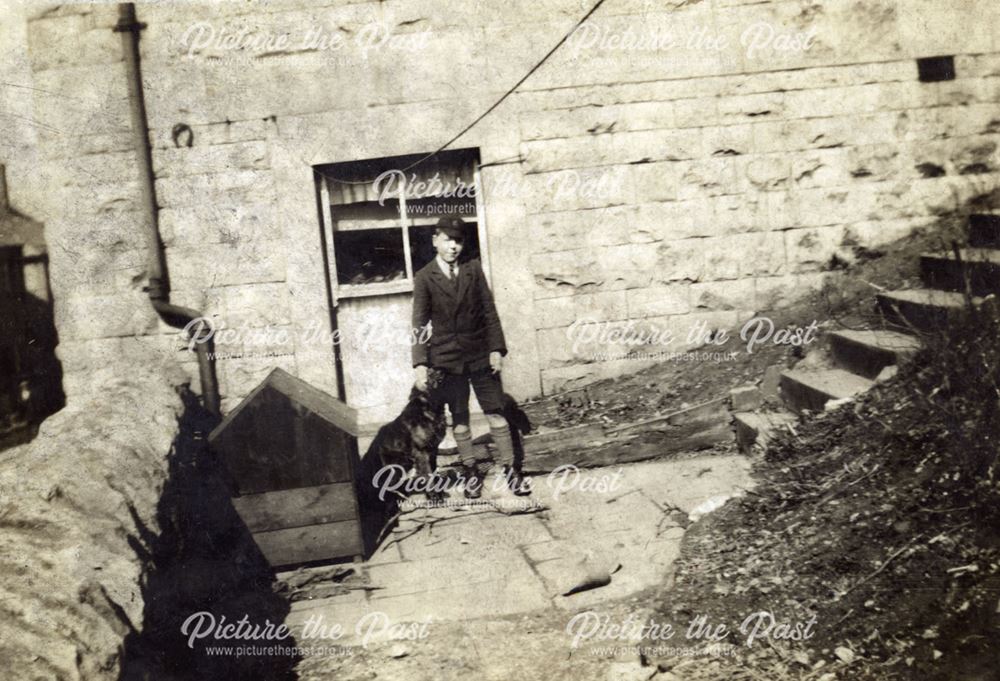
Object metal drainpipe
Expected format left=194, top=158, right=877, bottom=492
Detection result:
left=115, top=2, right=221, bottom=416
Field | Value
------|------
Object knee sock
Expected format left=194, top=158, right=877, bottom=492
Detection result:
left=454, top=428, right=477, bottom=468
left=490, top=423, right=515, bottom=468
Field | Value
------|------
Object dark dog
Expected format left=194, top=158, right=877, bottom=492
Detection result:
left=361, top=368, right=447, bottom=506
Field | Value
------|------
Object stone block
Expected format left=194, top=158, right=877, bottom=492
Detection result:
left=717, top=92, right=785, bottom=126
left=710, top=192, right=768, bottom=233
left=629, top=162, right=679, bottom=203
left=535, top=326, right=580, bottom=368
left=531, top=206, right=632, bottom=253
left=28, top=18, right=122, bottom=72
left=521, top=135, right=621, bottom=175
left=793, top=187, right=854, bottom=227
left=741, top=154, right=792, bottom=191
left=215, top=283, right=292, bottom=329
left=782, top=116, right=855, bottom=153
left=165, top=240, right=287, bottom=291
left=42, top=152, right=139, bottom=189
left=654, top=239, right=706, bottom=282
left=850, top=143, right=912, bottom=182
left=674, top=97, right=719, bottom=128
left=691, top=279, right=755, bottom=311
left=150, top=118, right=269, bottom=150
left=751, top=120, right=792, bottom=154
left=754, top=272, right=830, bottom=311
left=702, top=231, right=785, bottom=279
left=155, top=169, right=277, bottom=209
left=153, top=141, right=270, bottom=178
left=704, top=123, right=753, bottom=157
left=158, top=201, right=277, bottom=247
left=676, top=158, right=740, bottom=200
left=55, top=291, right=161, bottom=341
left=597, top=243, right=660, bottom=290
left=636, top=201, right=705, bottom=241
left=52, top=246, right=148, bottom=297
left=55, top=337, right=127, bottom=375
left=519, top=100, right=676, bottom=142
left=626, top=285, right=690, bottom=318
left=523, top=166, right=632, bottom=214
left=790, top=148, right=851, bottom=189
left=784, top=225, right=850, bottom=272
left=30, top=63, right=131, bottom=137
left=575, top=290, right=629, bottom=323
left=955, top=54, right=1000, bottom=79
left=730, top=385, right=762, bottom=411
left=846, top=218, right=928, bottom=248
left=531, top=249, right=602, bottom=296
left=38, top=129, right=135, bottom=162
left=533, top=296, right=577, bottom=330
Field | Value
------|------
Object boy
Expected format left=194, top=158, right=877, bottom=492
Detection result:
left=411, top=217, right=530, bottom=498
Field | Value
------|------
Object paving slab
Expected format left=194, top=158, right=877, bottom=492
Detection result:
left=398, top=513, right=553, bottom=561
left=284, top=455, right=753, bottom=630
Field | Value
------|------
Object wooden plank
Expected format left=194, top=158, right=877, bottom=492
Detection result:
left=252, top=385, right=298, bottom=491
left=605, top=397, right=729, bottom=437
left=232, top=483, right=359, bottom=533
left=522, top=421, right=733, bottom=474
left=297, top=410, right=353, bottom=483
left=522, top=423, right=607, bottom=454
left=252, top=520, right=363, bottom=567
left=266, top=368, right=358, bottom=435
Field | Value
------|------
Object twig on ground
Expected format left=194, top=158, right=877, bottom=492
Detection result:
left=816, top=463, right=880, bottom=506
left=834, top=535, right=922, bottom=601
left=833, top=607, right=855, bottom=627
left=380, top=498, right=549, bottom=549
left=374, top=507, right=405, bottom=548
left=605, top=489, right=641, bottom=504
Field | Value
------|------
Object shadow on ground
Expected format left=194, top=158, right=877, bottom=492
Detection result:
left=120, top=389, right=299, bottom=680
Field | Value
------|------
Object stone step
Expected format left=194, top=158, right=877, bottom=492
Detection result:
left=780, top=368, right=874, bottom=413
left=920, top=248, right=1000, bottom=296
left=828, top=329, right=921, bottom=379
left=733, top=410, right=797, bottom=454
left=876, top=288, right=976, bottom=332
left=969, top=214, right=1000, bottom=248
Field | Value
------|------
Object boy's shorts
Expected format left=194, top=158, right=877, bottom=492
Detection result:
left=436, top=367, right=505, bottom=426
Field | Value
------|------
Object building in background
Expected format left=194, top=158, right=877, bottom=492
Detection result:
left=16, top=0, right=1000, bottom=431
left=0, top=164, right=63, bottom=439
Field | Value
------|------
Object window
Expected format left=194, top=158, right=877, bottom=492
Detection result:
left=917, top=55, right=956, bottom=83
left=318, top=149, right=484, bottom=298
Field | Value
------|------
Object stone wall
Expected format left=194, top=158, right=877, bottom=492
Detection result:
left=23, top=0, right=1000, bottom=406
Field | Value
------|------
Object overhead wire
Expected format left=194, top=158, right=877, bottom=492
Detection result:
left=315, top=0, right=611, bottom=185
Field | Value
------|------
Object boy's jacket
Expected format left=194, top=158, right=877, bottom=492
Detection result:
left=411, top=258, right=507, bottom=372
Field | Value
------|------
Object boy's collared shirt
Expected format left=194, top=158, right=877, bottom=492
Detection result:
left=436, top=256, right=458, bottom=279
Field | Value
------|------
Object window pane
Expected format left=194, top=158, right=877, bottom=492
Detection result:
left=331, top=200, right=401, bottom=231
left=334, top=229, right=406, bottom=285
left=404, top=195, right=476, bottom=223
